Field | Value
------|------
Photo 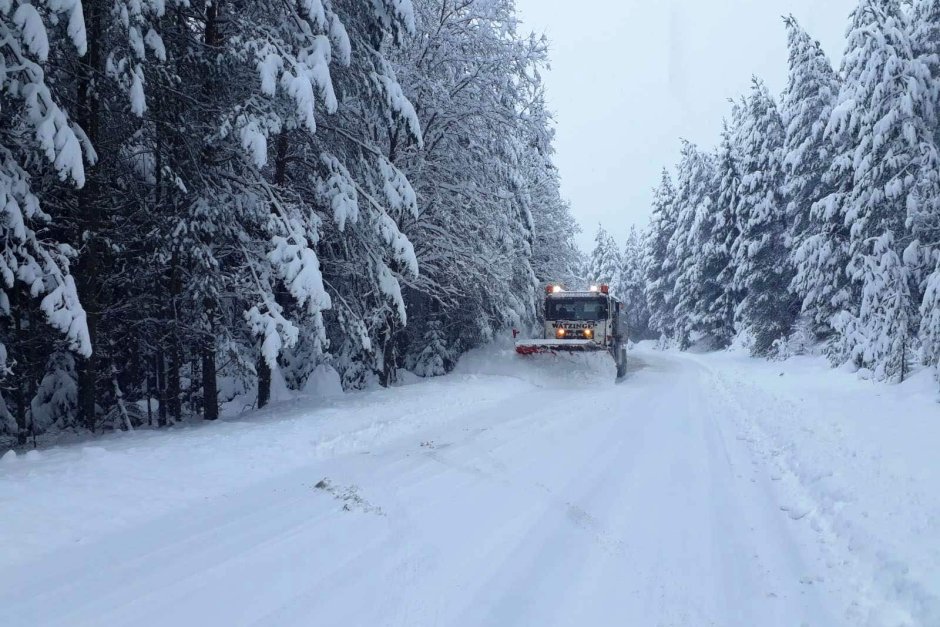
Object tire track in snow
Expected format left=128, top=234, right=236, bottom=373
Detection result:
left=692, top=355, right=933, bottom=626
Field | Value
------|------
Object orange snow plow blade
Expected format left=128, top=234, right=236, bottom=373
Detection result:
left=514, top=339, right=607, bottom=355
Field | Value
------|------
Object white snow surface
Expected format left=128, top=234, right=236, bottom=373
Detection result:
left=1, top=343, right=938, bottom=626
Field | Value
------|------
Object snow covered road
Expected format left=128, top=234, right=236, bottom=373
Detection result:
left=1, top=346, right=937, bottom=626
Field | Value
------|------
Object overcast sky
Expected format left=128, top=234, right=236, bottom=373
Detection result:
left=514, top=0, right=858, bottom=251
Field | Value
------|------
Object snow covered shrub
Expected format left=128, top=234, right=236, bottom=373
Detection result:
left=655, top=334, right=677, bottom=351
left=729, top=329, right=756, bottom=355
left=770, top=337, right=792, bottom=362
left=411, top=320, right=451, bottom=378
left=771, top=315, right=818, bottom=361
left=30, top=352, right=78, bottom=434
left=302, top=364, right=344, bottom=398
left=920, top=256, right=940, bottom=385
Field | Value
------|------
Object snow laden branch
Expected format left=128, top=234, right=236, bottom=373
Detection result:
left=1, top=0, right=92, bottom=371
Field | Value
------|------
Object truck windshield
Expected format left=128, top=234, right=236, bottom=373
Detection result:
left=545, top=298, right=608, bottom=321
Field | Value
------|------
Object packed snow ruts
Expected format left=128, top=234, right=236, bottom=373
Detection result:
left=1, top=345, right=937, bottom=626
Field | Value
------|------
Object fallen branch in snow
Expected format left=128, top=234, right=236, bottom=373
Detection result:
left=314, top=478, right=384, bottom=516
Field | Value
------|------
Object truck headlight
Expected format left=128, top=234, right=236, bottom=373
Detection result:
left=556, top=328, right=566, bottom=339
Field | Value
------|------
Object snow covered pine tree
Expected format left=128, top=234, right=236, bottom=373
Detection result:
left=0, top=0, right=91, bottom=442
left=730, top=80, right=797, bottom=355
left=823, top=0, right=938, bottom=380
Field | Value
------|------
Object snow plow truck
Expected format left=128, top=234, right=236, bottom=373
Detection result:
left=515, top=284, right=629, bottom=380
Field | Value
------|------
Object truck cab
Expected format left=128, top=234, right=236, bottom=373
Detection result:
left=544, top=288, right=617, bottom=344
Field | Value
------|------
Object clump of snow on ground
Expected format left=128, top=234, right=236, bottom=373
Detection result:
left=302, top=364, right=344, bottom=398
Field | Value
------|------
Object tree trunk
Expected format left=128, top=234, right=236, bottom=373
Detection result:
left=256, top=131, right=290, bottom=408
left=77, top=351, right=97, bottom=431
left=156, top=351, right=167, bottom=427
left=145, top=362, right=153, bottom=428
left=75, top=0, right=104, bottom=432
left=189, top=353, right=199, bottom=415
left=110, top=354, right=134, bottom=432
left=205, top=1, right=222, bottom=47
left=257, top=356, right=271, bottom=409
left=380, top=315, right=399, bottom=388
left=11, top=291, right=27, bottom=445
left=273, top=132, right=289, bottom=183
left=202, top=344, right=218, bottom=420
left=168, top=340, right=182, bottom=423
left=164, top=248, right=183, bottom=424
left=26, top=300, right=38, bottom=444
